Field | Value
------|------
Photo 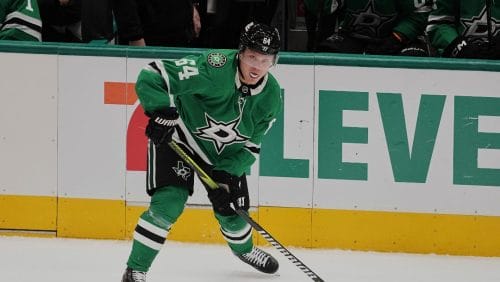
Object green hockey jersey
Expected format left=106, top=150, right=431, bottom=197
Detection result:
left=427, top=0, right=500, bottom=51
left=135, top=49, right=282, bottom=177
left=0, top=0, right=42, bottom=41
left=335, top=0, right=433, bottom=40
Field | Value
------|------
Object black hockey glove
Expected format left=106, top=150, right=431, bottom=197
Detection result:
left=230, top=174, right=249, bottom=211
left=207, top=170, right=249, bottom=216
left=365, top=32, right=405, bottom=55
left=145, top=108, right=179, bottom=145
left=442, top=36, right=494, bottom=59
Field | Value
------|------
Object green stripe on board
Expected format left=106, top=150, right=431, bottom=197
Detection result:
left=1, top=40, right=500, bottom=70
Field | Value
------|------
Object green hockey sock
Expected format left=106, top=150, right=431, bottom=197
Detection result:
left=127, top=186, right=188, bottom=272
left=215, top=212, right=253, bottom=254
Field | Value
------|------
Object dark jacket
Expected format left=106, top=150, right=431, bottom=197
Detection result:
left=137, top=0, right=196, bottom=46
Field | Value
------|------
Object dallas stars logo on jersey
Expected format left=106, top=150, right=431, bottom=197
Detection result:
left=207, top=52, right=227, bottom=68
left=194, top=113, right=249, bottom=154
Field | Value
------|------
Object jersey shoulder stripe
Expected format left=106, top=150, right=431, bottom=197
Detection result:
left=1, top=11, right=42, bottom=41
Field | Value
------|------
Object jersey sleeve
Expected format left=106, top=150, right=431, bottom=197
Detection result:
left=0, top=0, right=42, bottom=41
left=135, top=61, right=172, bottom=113
left=135, top=54, right=214, bottom=113
left=393, top=0, right=433, bottom=41
left=426, top=0, right=459, bottom=51
left=215, top=84, right=283, bottom=177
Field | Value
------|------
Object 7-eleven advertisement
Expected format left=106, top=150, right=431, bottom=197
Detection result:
left=57, top=54, right=500, bottom=217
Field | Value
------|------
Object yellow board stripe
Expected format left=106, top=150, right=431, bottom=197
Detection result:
left=0, top=195, right=56, bottom=231
left=2, top=195, right=500, bottom=257
left=57, top=197, right=125, bottom=239
left=257, top=206, right=312, bottom=247
left=311, top=208, right=500, bottom=256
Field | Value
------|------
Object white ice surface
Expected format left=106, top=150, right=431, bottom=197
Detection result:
left=1, top=236, right=500, bottom=282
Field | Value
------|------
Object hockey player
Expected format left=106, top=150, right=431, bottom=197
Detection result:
left=122, top=22, right=281, bottom=282
left=317, top=0, right=434, bottom=56
left=0, top=0, right=42, bottom=41
left=427, top=0, right=500, bottom=59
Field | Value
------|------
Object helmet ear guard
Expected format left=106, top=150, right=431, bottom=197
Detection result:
left=239, top=22, right=281, bottom=56
left=271, top=54, right=279, bottom=67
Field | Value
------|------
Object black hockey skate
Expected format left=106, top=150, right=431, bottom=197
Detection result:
left=235, top=247, right=279, bottom=274
left=122, top=267, right=147, bottom=282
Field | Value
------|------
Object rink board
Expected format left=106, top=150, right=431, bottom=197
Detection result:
left=124, top=204, right=500, bottom=256
left=0, top=41, right=500, bottom=256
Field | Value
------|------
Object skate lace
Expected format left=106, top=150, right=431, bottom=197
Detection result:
left=131, top=270, right=147, bottom=282
left=242, top=248, right=270, bottom=267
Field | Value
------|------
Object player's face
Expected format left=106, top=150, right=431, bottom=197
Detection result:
left=238, top=49, right=276, bottom=85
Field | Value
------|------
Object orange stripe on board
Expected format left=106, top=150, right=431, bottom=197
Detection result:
left=104, top=82, right=137, bottom=105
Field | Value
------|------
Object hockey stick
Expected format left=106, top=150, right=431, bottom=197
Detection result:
left=167, top=140, right=325, bottom=282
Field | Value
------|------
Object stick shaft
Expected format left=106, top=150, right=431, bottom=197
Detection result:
left=167, top=140, right=325, bottom=282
